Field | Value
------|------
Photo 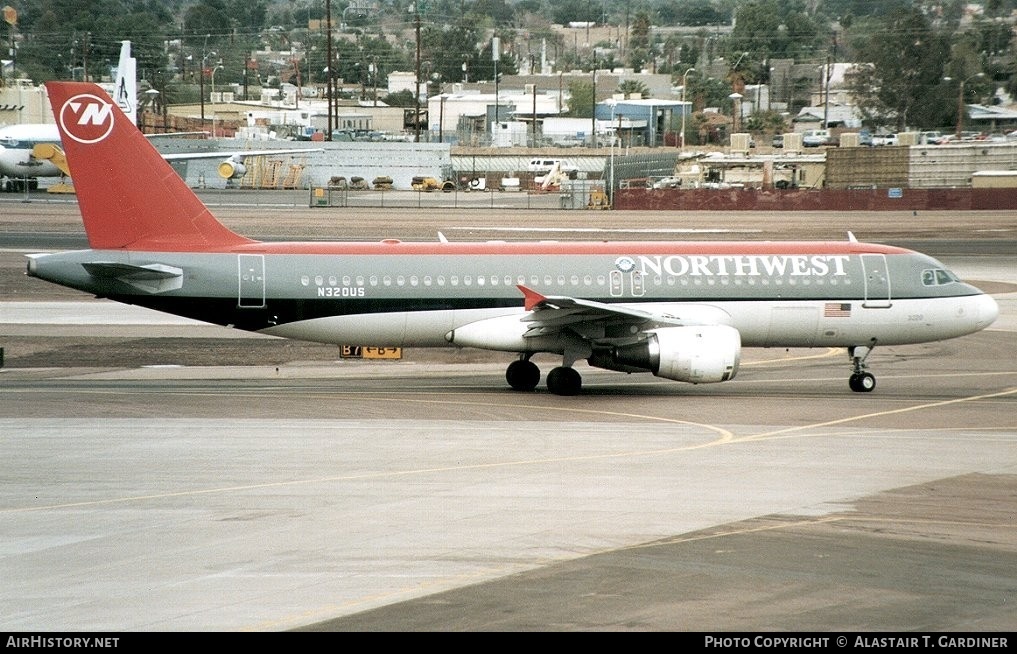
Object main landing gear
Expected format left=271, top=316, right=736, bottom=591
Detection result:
left=505, top=357, right=540, bottom=392
left=505, top=355, right=583, bottom=396
left=4, top=178, right=38, bottom=193
left=848, top=341, right=877, bottom=393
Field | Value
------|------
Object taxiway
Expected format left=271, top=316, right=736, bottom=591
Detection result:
left=1, top=198, right=1015, bottom=631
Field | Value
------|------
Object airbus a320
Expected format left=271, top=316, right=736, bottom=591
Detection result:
left=27, top=82, right=999, bottom=395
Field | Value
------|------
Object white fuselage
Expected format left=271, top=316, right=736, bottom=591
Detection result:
left=0, top=124, right=63, bottom=180
left=27, top=244, right=1000, bottom=353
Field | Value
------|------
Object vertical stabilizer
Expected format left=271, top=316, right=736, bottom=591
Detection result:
left=113, top=41, right=137, bottom=125
left=45, top=82, right=254, bottom=251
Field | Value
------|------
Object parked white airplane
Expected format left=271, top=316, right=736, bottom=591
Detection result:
left=0, top=42, right=319, bottom=191
left=27, top=82, right=999, bottom=395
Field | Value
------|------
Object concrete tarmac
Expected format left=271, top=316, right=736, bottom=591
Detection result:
left=1, top=196, right=1015, bottom=632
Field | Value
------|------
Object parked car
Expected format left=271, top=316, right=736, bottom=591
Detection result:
left=919, top=131, right=945, bottom=145
left=802, top=129, right=832, bottom=147
left=872, top=133, right=898, bottom=146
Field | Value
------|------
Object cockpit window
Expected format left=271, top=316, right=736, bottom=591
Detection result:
left=922, top=269, right=959, bottom=286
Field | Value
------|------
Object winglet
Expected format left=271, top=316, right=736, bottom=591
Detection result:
left=45, top=81, right=254, bottom=251
left=847, top=231, right=858, bottom=243
left=518, top=285, right=546, bottom=311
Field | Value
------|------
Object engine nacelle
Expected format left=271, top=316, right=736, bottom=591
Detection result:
left=596, top=325, right=741, bottom=384
left=217, top=159, right=246, bottom=179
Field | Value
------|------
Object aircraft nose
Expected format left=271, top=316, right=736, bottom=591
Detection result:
left=976, top=293, right=999, bottom=329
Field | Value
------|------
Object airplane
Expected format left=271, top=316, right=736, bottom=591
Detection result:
left=0, top=42, right=320, bottom=192
left=26, top=81, right=1000, bottom=395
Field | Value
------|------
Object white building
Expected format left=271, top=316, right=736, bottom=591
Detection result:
left=426, top=85, right=565, bottom=145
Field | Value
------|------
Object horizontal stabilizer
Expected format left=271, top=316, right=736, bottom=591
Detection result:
left=82, top=262, right=183, bottom=293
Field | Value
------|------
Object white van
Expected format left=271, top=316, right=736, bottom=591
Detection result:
left=802, top=129, right=832, bottom=147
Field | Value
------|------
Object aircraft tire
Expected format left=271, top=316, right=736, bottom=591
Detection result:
left=547, top=366, right=582, bottom=396
left=849, top=372, right=876, bottom=393
left=506, top=359, right=540, bottom=391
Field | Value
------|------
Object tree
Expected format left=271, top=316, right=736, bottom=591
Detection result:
left=845, top=7, right=951, bottom=130
left=13, top=0, right=172, bottom=83
left=687, top=75, right=741, bottom=113
left=565, top=79, right=593, bottom=118
left=728, top=0, right=824, bottom=78
left=421, top=22, right=482, bottom=84
left=628, top=11, right=653, bottom=71
left=662, top=0, right=729, bottom=27
left=471, top=34, right=519, bottom=83
left=551, top=0, right=601, bottom=26
left=384, top=89, right=417, bottom=107
left=618, top=79, right=650, bottom=99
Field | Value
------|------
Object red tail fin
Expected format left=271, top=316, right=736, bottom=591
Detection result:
left=45, top=82, right=254, bottom=251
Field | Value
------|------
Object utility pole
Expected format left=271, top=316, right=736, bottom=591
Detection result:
left=531, top=79, right=537, bottom=148
left=326, top=0, right=333, bottom=140
left=82, top=32, right=90, bottom=82
left=823, top=55, right=831, bottom=129
left=414, top=9, right=421, bottom=142
left=492, top=36, right=500, bottom=128
left=591, top=63, right=597, bottom=149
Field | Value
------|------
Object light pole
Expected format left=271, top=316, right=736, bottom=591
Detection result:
left=946, top=72, right=985, bottom=138
left=609, top=102, right=617, bottom=205
left=210, top=64, right=224, bottom=102
left=200, top=36, right=213, bottom=125
left=325, top=0, right=334, bottom=140
left=492, top=36, right=500, bottom=127
left=680, top=67, right=695, bottom=150
left=209, top=64, right=224, bottom=137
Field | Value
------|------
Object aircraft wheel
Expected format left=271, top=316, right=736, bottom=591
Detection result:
left=849, top=372, right=876, bottom=393
left=506, top=359, right=540, bottom=392
left=547, top=366, right=582, bottom=396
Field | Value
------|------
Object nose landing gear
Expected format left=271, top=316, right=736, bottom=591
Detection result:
left=848, top=341, right=877, bottom=393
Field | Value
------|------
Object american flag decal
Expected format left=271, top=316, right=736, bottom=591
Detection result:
left=824, top=302, right=852, bottom=317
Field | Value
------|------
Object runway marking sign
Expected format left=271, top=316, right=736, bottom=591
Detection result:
left=341, top=345, right=403, bottom=360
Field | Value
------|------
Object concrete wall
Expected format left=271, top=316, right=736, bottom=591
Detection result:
left=613, top=187, right=1017, bottom=211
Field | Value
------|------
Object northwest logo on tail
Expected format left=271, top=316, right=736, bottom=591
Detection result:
left=58, top=94, right=115, bottom=144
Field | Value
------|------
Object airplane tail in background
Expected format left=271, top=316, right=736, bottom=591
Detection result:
left=113, top=41, right=137, bottom=125
left=45, top=82, right=254, bottom=251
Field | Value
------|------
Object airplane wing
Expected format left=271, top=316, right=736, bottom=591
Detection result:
left=146, top=132, right=211, bottom=139
left=161, top=148, right=323, bottom=162
left=518, top=285, right=684, bottom=342
left=162, top=148, right=324, bottom=180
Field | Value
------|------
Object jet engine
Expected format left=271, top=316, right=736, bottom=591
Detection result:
left=591, top=325, right=741, bottom=384
left=217, top=157, right=246, bottom=180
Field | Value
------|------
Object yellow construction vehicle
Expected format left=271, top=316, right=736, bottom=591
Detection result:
left=31, top=143, right=75, bottom=194
left=587, top=185, right=610, bottom=209
left=412, top=176, right=456, bottom=192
